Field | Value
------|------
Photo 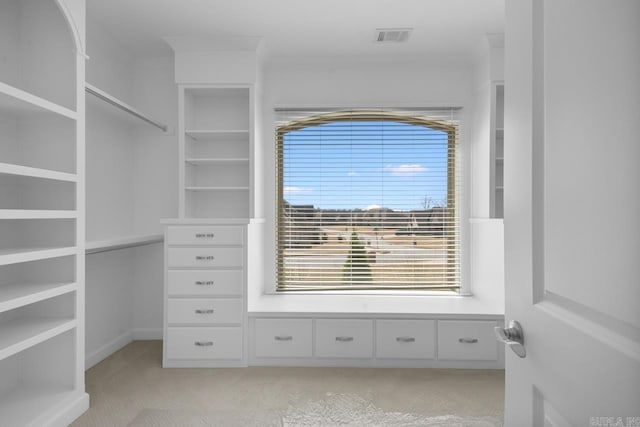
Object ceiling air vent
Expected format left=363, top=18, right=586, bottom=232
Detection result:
left=375, top=28, right=412, bottom=43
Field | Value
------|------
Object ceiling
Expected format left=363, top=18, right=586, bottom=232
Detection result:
left=88, top=0, right=504, bottom=60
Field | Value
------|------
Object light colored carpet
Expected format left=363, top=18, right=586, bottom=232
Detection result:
left=72, top=341, right=504, bottom=426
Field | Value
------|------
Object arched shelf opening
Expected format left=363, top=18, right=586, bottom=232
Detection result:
left=0, top=0, right=79, bottom=110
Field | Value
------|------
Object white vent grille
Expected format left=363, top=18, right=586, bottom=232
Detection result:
left=375, top=28, right=412, bottom=43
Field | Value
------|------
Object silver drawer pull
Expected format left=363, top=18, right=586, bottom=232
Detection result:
left=396, top=336, right=416, bottom=343
left=195, top=233, right=215, bottom=239
left=459, top=338, right=478, bottom=344
left=194, top=341, right=213, bottom=347
left=195, top=309, right=214, bottom=314
left=335, top=336, right=354, bottom=342
left=275, top=335, right=293, bottom=341
left=195, top=255, right=215, bottom=261
left=195, top=281, right=214, bottom=286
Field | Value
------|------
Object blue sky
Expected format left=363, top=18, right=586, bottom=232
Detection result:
left=282, top=121, right=449, bottom=211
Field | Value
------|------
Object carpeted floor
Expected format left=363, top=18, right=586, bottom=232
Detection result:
left=71, top=341, right=504, bottom=426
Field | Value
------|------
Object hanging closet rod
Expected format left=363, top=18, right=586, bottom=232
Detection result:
left=85, top=83, right=169, bottom=132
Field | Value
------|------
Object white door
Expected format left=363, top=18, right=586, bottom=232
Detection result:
left=503, top=0, right=640, bottom=425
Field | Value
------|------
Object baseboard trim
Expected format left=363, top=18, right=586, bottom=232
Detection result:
left=132, top=328, right=162, bottom=340
left=85, top=331, right=133, bottom=369
left=43, top=391, right=90, bottom=427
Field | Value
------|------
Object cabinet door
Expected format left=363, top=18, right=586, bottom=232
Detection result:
left=315, top=319, right=373, bottom=358
left=165, top=327, right=243, bottom=360
left=167, top=247, right=243, bottom=268
left=167, top=298, right=243, bottom=325
left=437, top=320, right=498, bottom=361
left=167, top=270, right=243, bottom=296
left=167, top=226, right=243, bottom=245
left=375, top=319, right=435, bottom=359
left=254, top=318, right=313, bottom=358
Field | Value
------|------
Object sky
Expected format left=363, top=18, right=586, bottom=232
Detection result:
left=282, top=121, right=450, bottom=211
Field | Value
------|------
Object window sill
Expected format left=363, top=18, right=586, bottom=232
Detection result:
left=248, top=289, right=503, bottom=317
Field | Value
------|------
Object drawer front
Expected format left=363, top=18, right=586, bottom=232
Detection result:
left=167, top=298, right=243, bottom=325
left=167, top=226, right=243, bottom=246
left=315, top=319, right=373, bottom=358
left=437, top=320, right=499, bottom=361
left=375, top=319, right=435, bottom=359
left=167, top=270, right=243, bottom=296
left=166, top=327, right=243, bottom=360
left=167, top=247, right=243, bottom=268
left=254, top=318, right=313, bottom=358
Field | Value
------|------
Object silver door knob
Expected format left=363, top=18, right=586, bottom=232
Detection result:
left=494, top=320, right=526, bottom=358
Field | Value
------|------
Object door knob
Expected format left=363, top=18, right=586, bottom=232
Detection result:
left=495, top=320, right=526, bottom=358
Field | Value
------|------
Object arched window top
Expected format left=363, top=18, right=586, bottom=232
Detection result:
left=276, top=110, right=457, bottom=135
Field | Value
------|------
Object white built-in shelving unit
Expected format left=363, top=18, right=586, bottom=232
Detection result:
left=490, top=82, right=505, bottom=218
left=179, top=87, right=253, bottom=219
left=0, top=0, right=89, bottom=424
left=162, top=81, right=256, bottom=368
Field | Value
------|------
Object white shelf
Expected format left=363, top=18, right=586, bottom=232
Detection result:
left=0, top=317, right=76, bottom=361
left=185, top=186, right=250, bottom=191
left=0, top=387, right=81, bottom=427
left=185, top=130, right=249, bottom=141
left=0, top=81, right=77, bottom=120
left=0, top=247, right=77, bottom=266
left=185, top=158, right=249, bottom=165
left=85, top=83, right=169, bottom=132
left=0, top=282, right=76, bottom=314
left=0, top=210, right=77, bottom=220
left=86, top=233, right=164, bottom=255
left=0, top=162, right=77, bottom=182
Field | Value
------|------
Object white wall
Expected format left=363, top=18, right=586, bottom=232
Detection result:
left=84, top=19, right=177, bottom=366
left=249, top=55, right=504, bottom=315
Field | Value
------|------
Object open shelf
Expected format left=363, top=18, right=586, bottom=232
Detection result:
left=0, top=282, right=76, bottom=314
left=185, top=130, right=249, bottom=141
left=185, top=158, right=249, bottom=166
left=0, top=317, right=76, bottom=362
left=0, top=81, right=76, bottom=120
left=0, top=210, right=77, bottom=220
left=86, top=233, right=164, bottom=255
left=0, top=247, right=77, bottom=267
left=186, top=186, right=250, bottom=191
left=0, top=163, right=77, bottom=183
left=180, top=86, right=252, bottom=219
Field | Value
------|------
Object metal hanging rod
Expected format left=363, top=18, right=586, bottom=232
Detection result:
left=85, top=83, right=169, bottom=132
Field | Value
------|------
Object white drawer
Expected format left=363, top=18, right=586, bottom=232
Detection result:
left=375, top=319, right=435, bottom=359
left=167, top=247, right=243, bottom=268
left=167, top=270, right=243, bottom=296
left=165, top=327, right=243, bottom=360
left=254, top=318, right=313, bottom=358
left=437, top=320, right=499, bottom=361
left=167, top=298, right=243, bottom=325
left=167, top=226, right=243, bottom=246
left=315, top=319, right=373, bottom=358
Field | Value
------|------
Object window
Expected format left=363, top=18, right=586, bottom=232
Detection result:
left=276, top=110, right=460, bottom=292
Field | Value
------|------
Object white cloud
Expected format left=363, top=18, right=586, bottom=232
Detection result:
left=385, top=164, right=427, bottom=176
left=364, top=204, right=382, bottom=211
left=283, top=186, right=313, bottom=195
left=347, top=171, right=358, bottom=176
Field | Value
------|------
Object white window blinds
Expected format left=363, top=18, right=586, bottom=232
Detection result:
left=276, top=108, right=460, bottom=291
